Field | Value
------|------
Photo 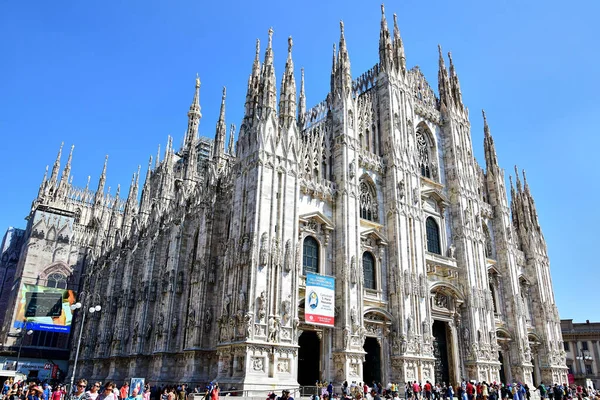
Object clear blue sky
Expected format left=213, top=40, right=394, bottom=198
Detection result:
left=1, top=1, right=598, bottom=321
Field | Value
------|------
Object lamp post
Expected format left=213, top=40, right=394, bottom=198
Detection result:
left=69, top=302, right=101, bottom=391
left=14, top=321, right=34, bottom=373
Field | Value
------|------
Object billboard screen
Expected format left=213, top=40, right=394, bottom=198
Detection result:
left=14, top=284, right=76, bottom=333
left=305, top=273, right=335, bottom=327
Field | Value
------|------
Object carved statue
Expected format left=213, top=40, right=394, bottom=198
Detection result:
left=284, top=239, right=292, bottom=273
left=238, top=290, right=246, bottom=309
left=447, top=244, right=456, bottom=258
left=343, top=326, right=350, bottom=349
left=257, top=291, right=266, bottom=320
left=268, top=317, right=280, bottom=342
left=223, top=294, right=231, bottom=316
left=406, top=315, right=414, bottom=340
left=349, top=159, right=356, bottom=179
left=259, top=233, right=269, bottom=266
left=397, top=180, right=405, bottom=199
left=350, top=256, right=357, bottom=285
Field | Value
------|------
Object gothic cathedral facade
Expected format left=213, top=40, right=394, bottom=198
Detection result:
left=7, top=5, right=567, bottom=392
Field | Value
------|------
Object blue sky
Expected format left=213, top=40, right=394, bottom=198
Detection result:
left=1, top=1, right=598, bottom=321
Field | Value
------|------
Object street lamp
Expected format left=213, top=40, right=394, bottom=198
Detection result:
left=15, top=322, right=34, bottom=373
left=69, top=302, right=101, bottom=391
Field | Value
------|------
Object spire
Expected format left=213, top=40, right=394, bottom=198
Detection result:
left=330, top=43, right=337, bottom=92
left=379, top=4, right=394, bottom=71
left=154, top=143, right=160, bottom=169
left=514, top=165, right=523, bottom=193
left=244, top=39, right=261, bottom=122
left=482, top=110, right=499, bottom=173
left=522, top=169, right=530, bottom=194
left=393, top=13, right=406, bottom=74
left=49, top=142, right=64, bottom=188
left=228, top=123, right=236, bottom=155
left=94, top=155, right=108, bottom=206
left=57, top=145, right=75, bottom=197
left=38, top=165, right=49, bottom=198
left=258, top=28, right=277, bottom=115
left=213, top=86, right=227, bottom=158
left=279, top=36, right=297, bottom=129
left=437, top=45, right=451, bottom=110
left=186, top=75, right=202, bottom=148
left=140, top=156, right=153, bottom=214
left=448, top=51, right=464, bottom=108
left=337, top=21, right=351, bottom=89
left=298, top=67, right=306, bottom=127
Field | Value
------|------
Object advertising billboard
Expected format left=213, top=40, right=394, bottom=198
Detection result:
left=305, top=273, right=335, bottom=327
left=13, top=284, right=76, bottom=333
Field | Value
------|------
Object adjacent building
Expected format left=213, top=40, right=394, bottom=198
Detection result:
left=561, top=319, right=600, bottom=389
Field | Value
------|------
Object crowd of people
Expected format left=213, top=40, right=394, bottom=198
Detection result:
left=309, top=380, right=600, bottom=400
left=2, top=378, right=599, bottom=400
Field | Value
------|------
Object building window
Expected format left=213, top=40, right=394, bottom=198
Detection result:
left=585, top=365, right=593, bottom=375
left=359, top=180, right=378, bottom=222
left=489, top=283, right=498, bottom=314
left=47, top=272, right=67, bottom=289
left=567, top=364, right=573, bottom=374
left=564, top=342, right=569, bottom=351
left=582, top=341, right=589, bottom=351
left=302, top=236, right=319, bottom=275
left=362, top=252, right=376, bottom=290
left=426, top=217, right=441, bottom=254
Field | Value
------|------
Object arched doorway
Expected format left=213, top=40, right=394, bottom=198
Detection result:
left=432, top=320, right=450, bottom=384
left=498, top=352, right=506, bottom=383
left=298, top=331, right=321, bottom=385
left=363, top=337, right=382, bottom=384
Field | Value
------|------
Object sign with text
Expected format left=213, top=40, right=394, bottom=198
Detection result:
left=305, top=273, right=335, bottom=327
left=14, top=284, right=76, bottom=333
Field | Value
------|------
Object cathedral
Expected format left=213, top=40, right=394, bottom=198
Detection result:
left=1, top=4, right=568, bottom=393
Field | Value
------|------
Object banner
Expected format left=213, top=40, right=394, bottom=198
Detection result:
left=130, top=378, right=145, bottom=398
left=305, top=273, right=335, bottom=327
left=13, top=284, right=76, bottom=333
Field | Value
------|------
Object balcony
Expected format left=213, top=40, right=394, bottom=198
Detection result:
left=425, top=251, right=459, bottom=279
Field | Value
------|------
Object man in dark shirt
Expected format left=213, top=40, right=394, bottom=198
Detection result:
left=371, top=389, right=381, bottom=400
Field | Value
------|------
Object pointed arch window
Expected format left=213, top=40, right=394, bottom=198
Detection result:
left=359, top=180, right=378, bottom=222
left=47, top=272, right=67, bottom=289
left=303, top=236, right=319, bottom=275
left=362, top=251, right=376, bottom=290
left=426, top=217, right=441, bottom=255
left=416, top=130, right=431, bottom=178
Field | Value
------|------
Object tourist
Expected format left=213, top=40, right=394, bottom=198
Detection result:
left=370, top=389, right=381, bottom=400
left=72, top=380, right=88, bottom=400
left=119, top=384, right=129, bottom=400
left=424, top=381, right=432, bottom=400
left=51, top=385, right=65, bottom=400
left=209, top=384, right=218, bottom=400
left=98, top=382, right=117, bottom=400
left=126, top=389, right=141, bottom=400
left=86, top=383, right=101, bottom=400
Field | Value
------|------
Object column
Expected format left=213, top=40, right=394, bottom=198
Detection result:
left=449, top=320, right=461, bottom=385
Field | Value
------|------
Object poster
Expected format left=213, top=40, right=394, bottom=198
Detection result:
left=130, top=378, right=145, bottom=398
left=305, top=273, right=335, bottom=327
left=13, top=284, right=76, bottom=333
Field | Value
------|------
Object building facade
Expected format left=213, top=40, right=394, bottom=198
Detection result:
left=1, top=5, right=567, bottom=391
left=561, top=320, right=600, bottom=389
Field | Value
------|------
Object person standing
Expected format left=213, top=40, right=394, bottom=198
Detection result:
left=98, top=383, right=117, bottom=400
left=209, top=384, right=218, bottom=400
left=86, top=383, right=101, bottom=400
left=72, top=380, right=88, bottom=400
left=120, top=384, right=129, bottom=400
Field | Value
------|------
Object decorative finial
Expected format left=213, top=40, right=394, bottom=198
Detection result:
left=482, top=109, right=487, bottom=125
left=255, top=39, right=260, bottom=58
left=340, top=20, right=345, bottom=34
left=268, top=27, right=273, bottom=48
left=438, top=44, right=443, bottom=57
left=195, top=73, right=200, bottom=89
left=222, top=86, right=227, bottom=98
left=288, top=36, right=293, bottom=54
left=447, top=51, right=454, bottom=66
left=381, top=3, right=385, bottom=14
